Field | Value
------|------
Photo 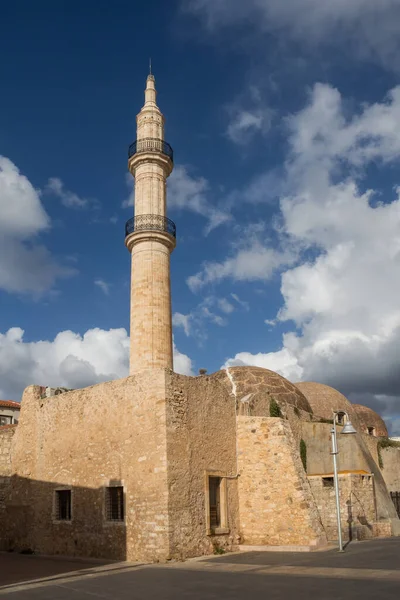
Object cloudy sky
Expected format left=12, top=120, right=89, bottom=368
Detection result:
left=1, top=1, right=400, bottom=433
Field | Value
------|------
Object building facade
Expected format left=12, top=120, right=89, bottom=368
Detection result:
left=0, top=74, right=399, bottom=562
left=0, top=400, right=20, bottom=426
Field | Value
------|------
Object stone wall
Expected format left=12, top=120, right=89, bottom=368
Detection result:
left=308, top=473, right=377, bottom=541
left=236, top=416, right=327, bottom=548
left=0, top=426, right=16, bottom=508
left=0, top=426, right=16, bottom=477
left=1, top=372, right=171, bottom=562
left=381, top=447, right=400, bottom=492
left=301, top=422, right=370, bottom=475
left=165, top=372, right=240, bottom=558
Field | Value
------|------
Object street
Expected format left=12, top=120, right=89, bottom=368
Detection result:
left=1, top=538, right=400, bottom=599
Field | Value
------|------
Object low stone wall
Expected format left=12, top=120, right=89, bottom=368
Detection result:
left=308, top=473, right=377, bottom=541
left=237, top=416, right=327, bottom=548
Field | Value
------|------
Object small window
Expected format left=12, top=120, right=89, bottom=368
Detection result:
left=55, top=489, right=72, bottom=520
left=209, top=477, right=221, bottom=529
left=367, top=427, right=376, bottom=436
left=0, top=416, right=10, bottom=426
left=322, top=477, right=334, bottom=488
left=336, top=412, right=345, bottom=425
left=106, top=486, right=124, bottom=521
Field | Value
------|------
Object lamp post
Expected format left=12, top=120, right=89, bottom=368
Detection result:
left=331, top=411, right=357, bottom=552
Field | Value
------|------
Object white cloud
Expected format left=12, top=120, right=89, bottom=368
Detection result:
left=173, top=312, right=191, bottom=336
left=46, top=177, right=90, bottom=209
left=187, top=240, right=292, bottom=291
left=224, top=344, right=303, bottom=383
left=173, top=339, right=195, bottom=377
left=0, top=157, right=75, bottom=294
left=186, top=0, right=400, bottom=67
left=218, top=298, right=234, bottom=314
left=0, top=327, right=194, bottom=400
left=227, top=108, right=272, bottom=145
left=168, top=165, right=231, bottom=234
left=231, top=293, right=249, bottom=311
left=173, top=297, right=233, bottom=342
left=94, top=279, right=110, bottom=295
left=220, top=83, right=400, bottom=433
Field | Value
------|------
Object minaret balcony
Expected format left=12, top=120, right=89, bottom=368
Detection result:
left=125, top=214, right=176, bottom=239
left=128, top=138, right=174, bottom=162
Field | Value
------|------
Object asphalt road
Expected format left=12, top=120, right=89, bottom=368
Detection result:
left=1, top=538, right=400, bottom=599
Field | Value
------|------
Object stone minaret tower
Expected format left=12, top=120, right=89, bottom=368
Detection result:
left=125, top=72, right=176, bottom=373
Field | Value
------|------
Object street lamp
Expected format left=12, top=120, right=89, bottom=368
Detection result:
left=331, top=411, right=357, bottom=552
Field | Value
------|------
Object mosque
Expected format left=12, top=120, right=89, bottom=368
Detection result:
left=0, top=73, right=399, bottom=562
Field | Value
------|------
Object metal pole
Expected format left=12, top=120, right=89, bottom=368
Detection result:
left=331, top=416, right=344, bottom=552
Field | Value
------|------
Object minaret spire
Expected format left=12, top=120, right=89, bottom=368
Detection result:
left=125, top=74, right=175, bottom=373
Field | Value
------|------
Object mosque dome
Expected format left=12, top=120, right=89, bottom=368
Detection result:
left=352, top=404, right=388, bottom=437
left=211, top=366, right=312, bottom=415
left=294, top=382, right=353, bottom=421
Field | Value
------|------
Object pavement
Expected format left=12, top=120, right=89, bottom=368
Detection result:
left=1, top=538, right=400, bottom=599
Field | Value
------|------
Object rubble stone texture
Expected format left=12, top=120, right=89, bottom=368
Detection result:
left=214, top=366, right=312, bottom=414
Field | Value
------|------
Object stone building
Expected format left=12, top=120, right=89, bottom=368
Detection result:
left=0, top=400, right=20, bottom=426
left=0, top=73, right=399, bottom=562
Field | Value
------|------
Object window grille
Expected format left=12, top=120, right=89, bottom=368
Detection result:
left=209, top=477, right=221, bottom=529
left=106, top=486, right=124, bottom=521
left=55, top=490, right=71, bottom=520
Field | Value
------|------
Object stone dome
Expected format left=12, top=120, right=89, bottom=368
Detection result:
left=352, top=404, right=388, bottom=437
left=211, top=366, right=312, bottom=415
left=294, top=382, right=353, bottom=421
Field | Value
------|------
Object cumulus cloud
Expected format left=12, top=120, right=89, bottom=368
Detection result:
left=0, top=327, right=194, bottom=401
left=186, top=0, right=400, bottom=68
left=187, top=240, right=292, bottom=292
left=0, top=157, right=75, bottom=294
left=221, top=83, right=400, bottom=433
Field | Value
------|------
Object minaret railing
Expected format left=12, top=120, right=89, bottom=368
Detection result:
left=125, top=214, right=176, bottom=239
left=128, top=138, right=173, bottom=161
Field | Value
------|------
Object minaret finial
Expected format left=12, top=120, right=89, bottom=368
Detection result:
left=149, top=57, right=152, bottom=76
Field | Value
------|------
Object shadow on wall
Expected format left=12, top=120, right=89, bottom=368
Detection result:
left=0, top=474, right=127, bottom=561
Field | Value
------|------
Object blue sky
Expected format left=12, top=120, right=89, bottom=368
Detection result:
left=1, top=1, right=400, bottom=433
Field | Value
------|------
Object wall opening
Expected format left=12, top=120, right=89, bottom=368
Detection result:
left=209, top=477, right=221, bottom=529
left=322, top=477, right=334, bottom=488
left=206, top=473, right=229, bottom=535
left=106, top=486, right=124, bottom=521
left=55, top=489, right=72, bottom=521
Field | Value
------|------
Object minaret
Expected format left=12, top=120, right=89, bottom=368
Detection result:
left=125, top=72, right=176, bottom=373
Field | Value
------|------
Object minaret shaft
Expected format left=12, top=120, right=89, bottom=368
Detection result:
left=125, top=74, right=175, bottom=373
left=134, top=163, right=167, bottom=217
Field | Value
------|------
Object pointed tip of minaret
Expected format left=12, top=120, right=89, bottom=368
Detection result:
left=147, top=58, right=155, bottom=83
